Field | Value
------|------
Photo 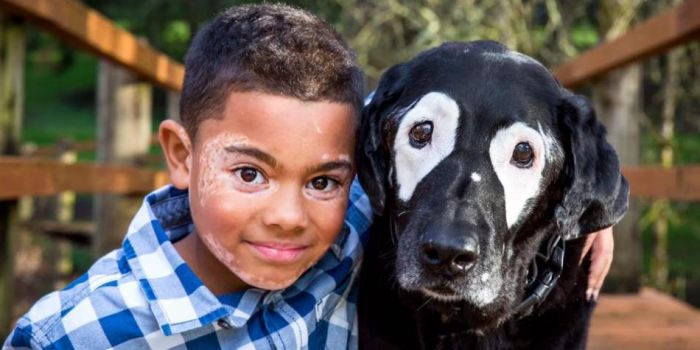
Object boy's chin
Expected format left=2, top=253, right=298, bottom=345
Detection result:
left=231, top=264, right=306, bottom=291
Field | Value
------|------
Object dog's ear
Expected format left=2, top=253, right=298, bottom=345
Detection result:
left=555, top=94, right=629, bottom=240
left=357, top=63, right=409, bottom=215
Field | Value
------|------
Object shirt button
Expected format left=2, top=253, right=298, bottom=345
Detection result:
left=217, top=319, right=232, bottom=330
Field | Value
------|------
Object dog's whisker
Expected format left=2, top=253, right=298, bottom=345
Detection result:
left=416, top=296, right=434, bottom=312
left=397, top=210, right=411, bottom=218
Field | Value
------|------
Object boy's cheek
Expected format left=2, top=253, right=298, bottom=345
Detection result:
left=309, top=199, right=349, bottom=242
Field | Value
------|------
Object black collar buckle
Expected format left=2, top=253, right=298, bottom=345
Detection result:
left=514, top=234, right=565, bottom=318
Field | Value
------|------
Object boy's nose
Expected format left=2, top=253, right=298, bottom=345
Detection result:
left=262, top=186, right=308, bottom=233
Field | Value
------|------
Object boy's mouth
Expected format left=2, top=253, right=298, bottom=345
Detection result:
left=245, top=241, right=310, bottom=264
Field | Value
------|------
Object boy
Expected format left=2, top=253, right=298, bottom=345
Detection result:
left=4, top=4, right=371, bottom=349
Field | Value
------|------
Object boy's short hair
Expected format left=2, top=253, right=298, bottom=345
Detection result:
left=180, top=3, right=364, bottom=138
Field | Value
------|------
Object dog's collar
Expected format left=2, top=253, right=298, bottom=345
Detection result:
left=513, top=233, right=565, bottom=318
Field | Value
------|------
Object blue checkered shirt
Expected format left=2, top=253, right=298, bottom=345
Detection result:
left=4, top=179, right=372, bottom=349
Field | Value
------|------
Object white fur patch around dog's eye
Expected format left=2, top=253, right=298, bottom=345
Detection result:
left=489, top=122, right=547, bottom=228
left=393, top=92, right=460, bottom=201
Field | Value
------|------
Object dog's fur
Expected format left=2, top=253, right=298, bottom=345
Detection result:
left=357, top=41, right=629, bottom=349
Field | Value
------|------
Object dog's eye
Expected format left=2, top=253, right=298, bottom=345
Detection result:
left=409, top=121, right=433, bottom=148
left=511, top=142, right=534, bottom=168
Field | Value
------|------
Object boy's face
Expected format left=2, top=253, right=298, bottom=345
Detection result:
left=179, top=91, right=356, bottom=290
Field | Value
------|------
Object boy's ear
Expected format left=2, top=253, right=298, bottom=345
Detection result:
left=159, top=120, right=193, bottom=190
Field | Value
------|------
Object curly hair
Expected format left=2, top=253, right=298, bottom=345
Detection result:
left=180, top=3, right=364, bottom=138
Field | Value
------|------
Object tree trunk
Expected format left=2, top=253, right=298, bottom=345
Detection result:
left=592, top=65, right=642, bottom=293
left=651, top=46, right=681, bottom=290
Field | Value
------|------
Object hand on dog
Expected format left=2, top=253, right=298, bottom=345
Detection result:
left=580, top=227, right=614, bottom=302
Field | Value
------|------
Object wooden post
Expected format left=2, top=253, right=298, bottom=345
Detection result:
left=47, top=140, right=77, bottom=287
left=93, top=60, right=152, bottom=256
left=0, top=12, right=25, bottom=334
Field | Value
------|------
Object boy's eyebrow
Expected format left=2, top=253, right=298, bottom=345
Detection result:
left=306, top=160, right=353, bottom=175
left=224, top=145, right=279, bottom=169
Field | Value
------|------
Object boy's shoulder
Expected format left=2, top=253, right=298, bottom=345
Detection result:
left=5, top=249, right=147, bottom=349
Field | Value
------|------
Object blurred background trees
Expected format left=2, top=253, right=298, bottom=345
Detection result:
left=15, top=0, right=700, bottom=318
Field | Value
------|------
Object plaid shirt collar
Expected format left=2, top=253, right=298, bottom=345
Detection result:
left=123, top=183, right=368, bottom=336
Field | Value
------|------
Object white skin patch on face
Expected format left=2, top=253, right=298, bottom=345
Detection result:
left=489, top=122, right=547, bottom=228
left=393, top=92, right=460, bottom=201
left=199, top=232, right=301, bottom=290
left=471, top=172, right=482, bottom=182
left=313, top=119, right=323, bottom=134
left=196, top=133, right=260, bottom=207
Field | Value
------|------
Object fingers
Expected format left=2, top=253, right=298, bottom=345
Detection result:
left=586, top=227, right=614, bottom=301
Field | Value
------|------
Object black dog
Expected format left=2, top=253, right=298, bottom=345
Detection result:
left=356, top=41, right=629, bottom=349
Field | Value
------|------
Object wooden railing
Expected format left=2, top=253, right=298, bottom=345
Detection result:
left=0, top=0, right=183, bottom=91
left=0, top=0, right=179, bottom=201
left=554, top=0, right=700, bottom=88
left=0, top=157, right=169, bottom=198
left=550, top=0, right=700, bottom=202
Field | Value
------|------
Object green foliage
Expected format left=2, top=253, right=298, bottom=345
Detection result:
left=570, top=24, right=598, bottom=50
left=163, top=20, right=191, bottom=49
left=23, top=46, right=97, bottom=145
left=641, top=202, right=700, bottom=280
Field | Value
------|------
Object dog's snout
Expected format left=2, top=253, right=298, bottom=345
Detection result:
left=421, top=235, right=479, bottom=276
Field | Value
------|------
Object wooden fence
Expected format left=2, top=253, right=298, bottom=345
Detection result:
left=1, top=0, right=700, bottom=334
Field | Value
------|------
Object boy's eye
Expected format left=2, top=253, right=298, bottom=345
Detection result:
left=234, top=167, right=266, bottom=184
left=307, top=176, right=338, bottom=192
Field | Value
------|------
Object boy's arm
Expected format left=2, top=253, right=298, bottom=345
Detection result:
left=3, top=317, right=41, bottom=350
left=580, top=227, right=614, bottom=301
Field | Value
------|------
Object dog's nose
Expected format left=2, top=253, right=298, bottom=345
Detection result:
left=421, top=235, right=479, bottom=275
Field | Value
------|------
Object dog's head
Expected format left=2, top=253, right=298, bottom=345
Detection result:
left=358, top=41, right=628, bottom=330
